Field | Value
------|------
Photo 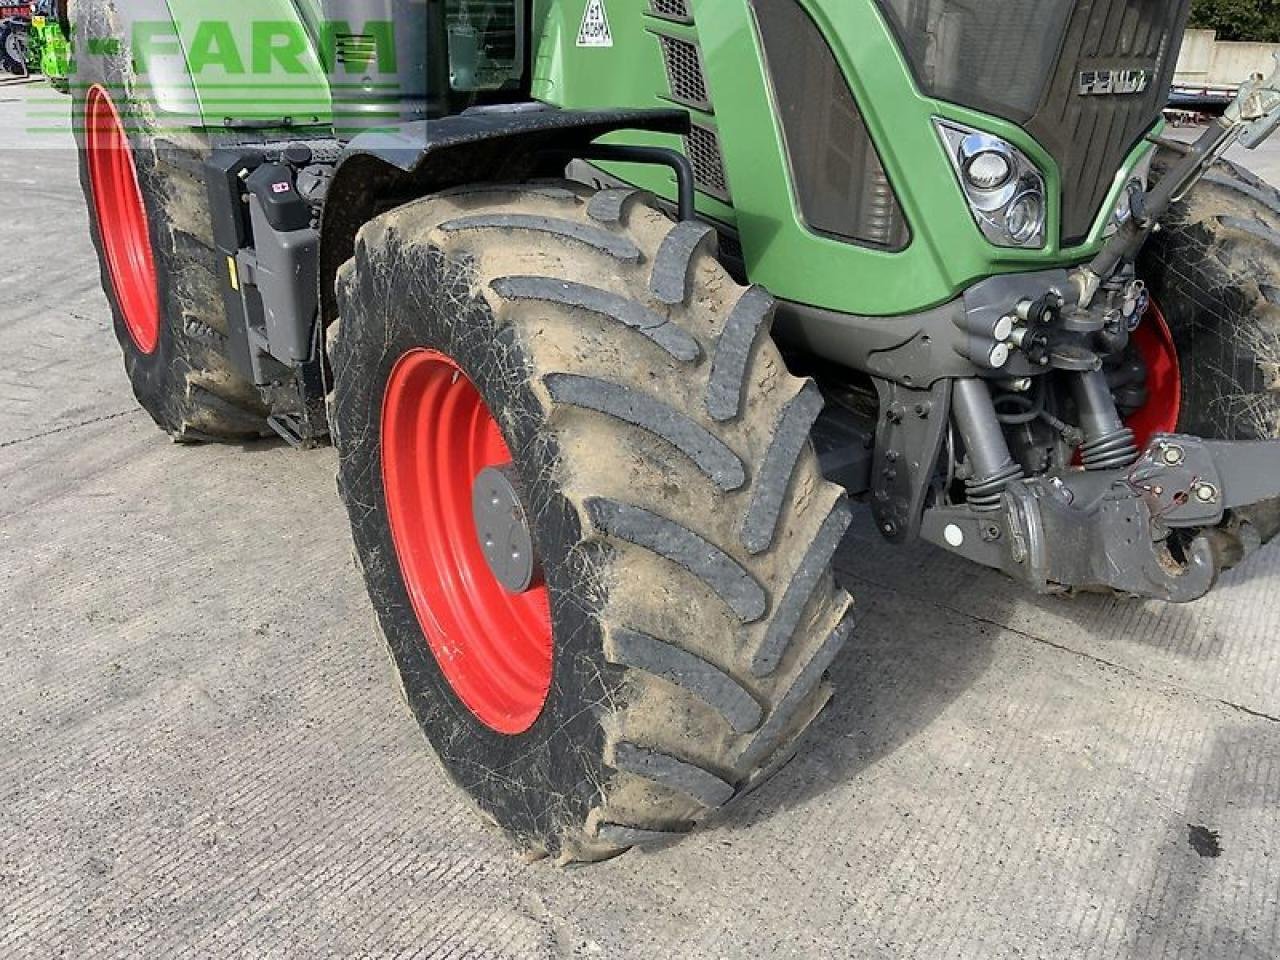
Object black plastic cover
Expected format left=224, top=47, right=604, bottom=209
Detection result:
left=206, top=150, right=262, bottom=253
left=1025, top=0, right=1192, bottom=245
left=752, top=0, right=909, bottom=251
left=876, top=0, right=1076, bottom=123
left=245, top=163, right=312, bottom=233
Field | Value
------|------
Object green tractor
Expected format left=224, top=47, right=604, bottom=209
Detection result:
left=30, top=1, right=71, bottom=90
left=69, top=0, right=1280, bottom=862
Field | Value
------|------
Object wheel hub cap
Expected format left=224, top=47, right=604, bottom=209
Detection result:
left=472, top=464, right=541, bottom=595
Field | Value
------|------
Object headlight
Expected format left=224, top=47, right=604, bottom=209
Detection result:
left=1006, top=189, right=1046, bottom=245
left=935, top=120, right=1048, bottom=249
left=964, top=149, right=1014, bottom=191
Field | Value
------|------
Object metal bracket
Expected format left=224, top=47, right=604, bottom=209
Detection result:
left=870, top=379, right=951, bottom=543
left=1232, top=52, right=1280, bottom=149
left=1126, top=436, right=1226, bottom=529
left=573, top=145, right=697, bottom=222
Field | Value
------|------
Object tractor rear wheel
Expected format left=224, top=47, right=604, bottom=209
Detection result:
left=329, top=182, right=855, bottom=862
left=70, top=0, right=269, bottom=441
left=1137, top=158, right=1280, bottom=549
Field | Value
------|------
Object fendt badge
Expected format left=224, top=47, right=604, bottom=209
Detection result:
left=1079, top=68, right=1151, bottom=96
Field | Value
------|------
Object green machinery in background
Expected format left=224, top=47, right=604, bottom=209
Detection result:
left=30, top=1, right=70, bottom=90
left=0, top=1, right=69, bottom=89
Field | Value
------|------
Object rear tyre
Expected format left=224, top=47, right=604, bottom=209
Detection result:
left=0, top=22, right=26, bottom=75
left=70, top=0, right=268, bottom=441
left=1139, top=159, right=1280, bottom=547
left=330, top=182, right=855, bottom=862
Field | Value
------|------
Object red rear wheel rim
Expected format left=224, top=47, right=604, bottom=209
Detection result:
left=85, top=85, right=161, bottom=355
left=1126, top=300, right=1182, bottom=450
left=381, top=348, right=553, bottom=735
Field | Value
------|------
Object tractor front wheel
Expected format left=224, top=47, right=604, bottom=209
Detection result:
left=328, top=182, right=855, bottom=862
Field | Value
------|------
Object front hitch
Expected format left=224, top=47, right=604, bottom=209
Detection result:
left=922, top=435, right=1280, bottom=602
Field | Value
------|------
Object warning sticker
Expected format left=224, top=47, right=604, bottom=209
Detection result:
left=577, top=0, right=613, bottom=47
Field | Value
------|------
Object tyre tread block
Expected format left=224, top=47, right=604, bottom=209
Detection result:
left=737, top=608, right=854, bottom=769
left=650, top=221, right=717, bottom=305
left=587, top=188, right=650, bottom=224
left=740, top=382, right=825, bottom=555
left=610, top=626, right=763, bottom=734
left=491, top=276, right=701, bottom=362
left=587, top=498, right=767, bottom=623
left=751, top=496, right=853, bottom=676
left=439, top=213, right=642, bottom=262
left=611, top=742, right=735, bottom=808
left=706, top=285, right=775, bottom=422
left=544, top=373, right=744, bottom=491
left=596, top=822, right=690, bottom=848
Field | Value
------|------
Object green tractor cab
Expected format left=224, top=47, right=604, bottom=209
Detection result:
left=66, top=0, right=1280, bottom=861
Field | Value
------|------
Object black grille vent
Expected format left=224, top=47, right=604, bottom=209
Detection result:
left=659, top=36, right=711, bottom=111
left=1027, top=0, right=1192, bottom=245
left=751, top=0, right=909, bottom=249
left=649, top=0, right=692, bottom=23
left=653, top=20, right=728, bottom=202
left=685, top=124, right=730, bottom=201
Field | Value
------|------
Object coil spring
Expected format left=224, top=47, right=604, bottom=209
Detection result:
left=966, top=461, right=1025, bottom=512
left=1080, top=427, right=1140, bottom=471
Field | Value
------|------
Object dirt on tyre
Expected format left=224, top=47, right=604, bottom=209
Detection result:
left=329, top=181, right=855, bottom=862
left=71, top=0, right=268, bottom=441
left=1137, top=159, right=1280, bottom=548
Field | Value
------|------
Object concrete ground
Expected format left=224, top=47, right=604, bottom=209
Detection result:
left=3, top=77, right=1280, bottom=958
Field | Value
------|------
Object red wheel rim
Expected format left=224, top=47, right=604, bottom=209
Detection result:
left=1126, top=300, right=1183, bottom=450
left=381, top=349, right=553, bottom=734
left=85, top=85, right=161, bottom=355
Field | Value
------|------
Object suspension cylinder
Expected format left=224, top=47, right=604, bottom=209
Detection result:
left=1072, top=369, right=1139, bottom=470
left=952, top=378, right=1025, bottom=511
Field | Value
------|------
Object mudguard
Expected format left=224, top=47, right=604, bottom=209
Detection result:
left=317, top=105, right=690, bottom=331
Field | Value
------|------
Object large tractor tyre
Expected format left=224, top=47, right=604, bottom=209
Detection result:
left=0, top=21, right=26, bottom=75
left=329, top=182, right=855, bottom=862
left=1136, top=158, right=1280, bottom=553
left=70, top=0, right=268, bottom=441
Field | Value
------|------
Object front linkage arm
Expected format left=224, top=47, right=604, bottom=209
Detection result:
left=1079, top=53, right=1280, bottom=307
left=923, top=434, right=1280, bottom=602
